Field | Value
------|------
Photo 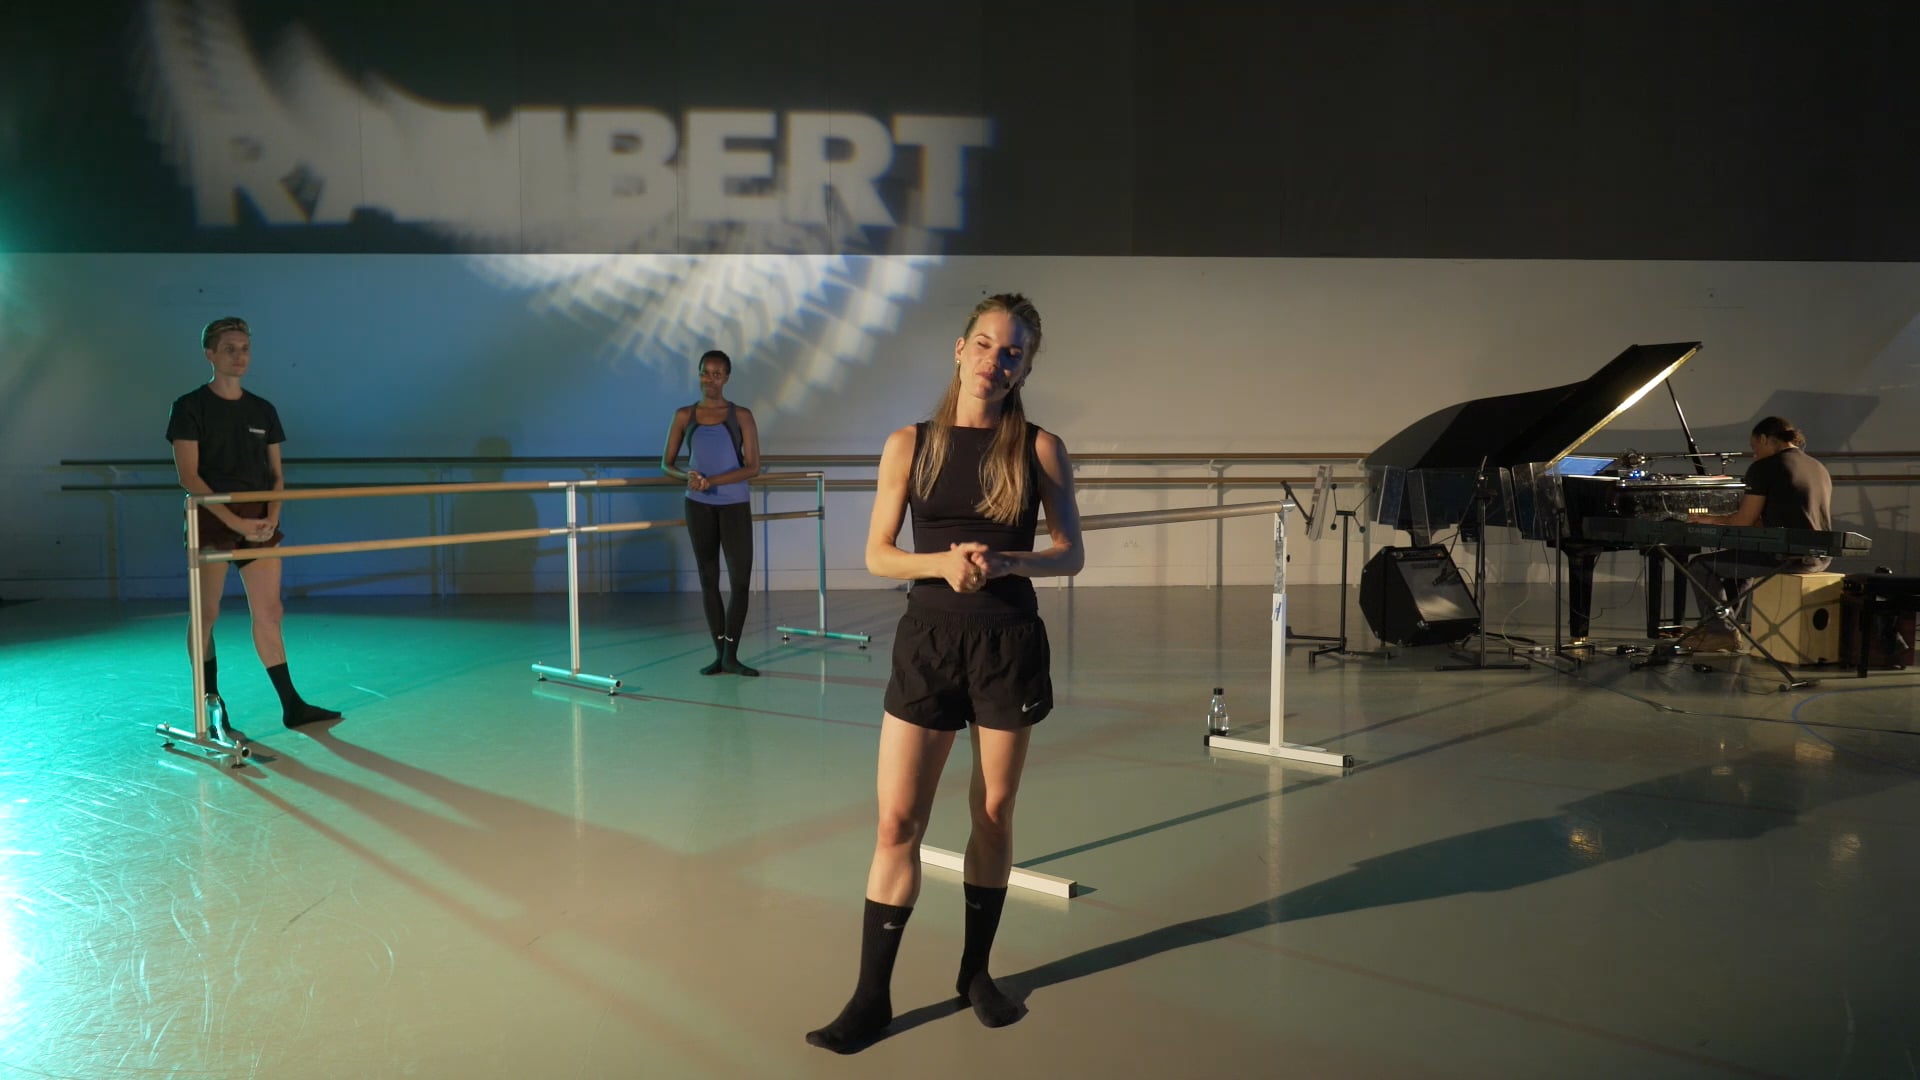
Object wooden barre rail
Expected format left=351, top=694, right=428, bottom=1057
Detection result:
left=203, top=509, right=822, bottom=563
left=200, top=498, right=1294, bottom=563
left=60, top=451, right=1373, bottom=467
left=1077, top=500, right=1293, bottom=531
left=189, top=472, right=824, bottom=504
left=56, top=449, right=1920, bottom=469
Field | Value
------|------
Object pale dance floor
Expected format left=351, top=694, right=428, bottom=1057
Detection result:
left=2, top=584, right=1915, bottom=1079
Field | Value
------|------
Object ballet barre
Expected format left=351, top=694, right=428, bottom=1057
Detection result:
left=773, top=472, right=874, bottom=648
left=918, top=496, right=1351, bottom=897
left=161, top=473, right=836, bottom=766
left=1072, top=498, right=1347, bottom=767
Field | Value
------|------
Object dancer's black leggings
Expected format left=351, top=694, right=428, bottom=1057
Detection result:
left=686, top=498, right=753, bottom=643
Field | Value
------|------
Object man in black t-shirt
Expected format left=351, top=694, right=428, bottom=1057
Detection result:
left=167, top=316, right=340, bottom=733
left=1682, top=416, right=1834, bottom=652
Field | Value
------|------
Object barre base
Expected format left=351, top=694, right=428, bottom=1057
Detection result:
left=776, top=625, right=872, bottom=646
left=531, top=663, right=623, bottom=694
left=156, top=723, right=251, bottom=768
left=1206, top=733, right=1351, bottom=769
left=919, top=845, right=1077, bottom=899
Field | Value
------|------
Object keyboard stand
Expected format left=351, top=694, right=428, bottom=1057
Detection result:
left=1644, top=544, right=1817, bottom=691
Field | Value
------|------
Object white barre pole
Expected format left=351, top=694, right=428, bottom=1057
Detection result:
left=1075, top=499, right=1293, bottom=531
left=917, top=845, right=1076, bottom=899
left=534, top=505, right=824, bottom=694
left=530, top=479, right=826, bottom=692
left=916, top=498, right=1349, bottom=897
left=161, top=477, right=831, bottom=760
left=534, top=483, right=623, bottom=694
left=1206, top=508, right=1351, bottom=769
left=778, top=471, right=872, bottom=646
left=158, top=494, right=251, bottom=767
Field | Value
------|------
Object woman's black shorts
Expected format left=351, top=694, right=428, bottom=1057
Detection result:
left=882, top=609, right=1052, bottom=732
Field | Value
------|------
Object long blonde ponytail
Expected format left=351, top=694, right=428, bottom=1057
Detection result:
left=912, top=295, right=1043, bottom=524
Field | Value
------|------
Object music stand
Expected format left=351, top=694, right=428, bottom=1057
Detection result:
left=1282, top=467, right=1393, bottom=666
left=1284, top=467, right=1339, bottom=646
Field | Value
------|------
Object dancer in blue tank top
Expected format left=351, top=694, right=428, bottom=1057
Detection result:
left=660, top=350, right=763, bottom=675
left=807, top=294, right=1085, bottom=1053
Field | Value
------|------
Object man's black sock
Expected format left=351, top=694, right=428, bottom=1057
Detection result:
left=266, top=663, right=341, bottom=728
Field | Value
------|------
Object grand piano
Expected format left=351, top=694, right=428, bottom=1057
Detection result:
left=1366, top=342, right=1747, bottom=641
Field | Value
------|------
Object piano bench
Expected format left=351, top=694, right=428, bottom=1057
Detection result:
left=1748, top=572, right=1846, bottom=666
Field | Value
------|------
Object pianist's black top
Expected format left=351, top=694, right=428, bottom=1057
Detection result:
left=1744, top=447, right=1831, bottom=533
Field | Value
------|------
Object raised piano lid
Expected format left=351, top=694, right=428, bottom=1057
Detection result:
left=1367, top=342, right=1703, bottom=471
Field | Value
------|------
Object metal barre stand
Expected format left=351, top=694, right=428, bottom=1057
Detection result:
left=535, top=472, right=865, bottom=693
left=157, top=498, right=253, bottom=768
left=921, top=498, right=1353, bottom=898
left=773, top=473, right=872, bottom=648
left=1204, top=503, right=1352, bottom=769
left=158, top=475, right=848, bottom=769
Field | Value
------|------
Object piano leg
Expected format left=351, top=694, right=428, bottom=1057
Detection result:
left=1646, top=553, right=1664, bottom=638
left=1645, top=546, right=1698, bottom=636
left=1672, top=554, right=1690, bottom=627
left=1565, top=548, right=1600, bottom=641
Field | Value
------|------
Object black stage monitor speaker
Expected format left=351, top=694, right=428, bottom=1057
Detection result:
left=1360, top=545, right=1481, bottom=646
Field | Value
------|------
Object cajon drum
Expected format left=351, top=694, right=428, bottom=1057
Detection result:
left=1748, top=572, right=1845, bottom=665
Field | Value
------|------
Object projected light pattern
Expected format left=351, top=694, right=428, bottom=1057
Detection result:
left=466, top=253, right=938, bottom=416
left=133, top=0, right=975, bottom=421
left=134, top=0, right=993, bottom=255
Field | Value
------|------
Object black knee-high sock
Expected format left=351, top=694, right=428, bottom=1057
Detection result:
left=203, top=655, right=219, bottom=698
left=957, top=883, right=1021, bottom=1027
left=806, top=900, right=911, bottom=1053
left=700, top=636, right=726, bottom=676
left=266, top=662, right=340, bottom=728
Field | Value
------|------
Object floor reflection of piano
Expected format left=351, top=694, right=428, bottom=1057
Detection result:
left=1367, top=342, right=1748, bottom=643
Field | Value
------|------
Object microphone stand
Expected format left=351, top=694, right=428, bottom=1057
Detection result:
left=1438, top=464, right=1528, bottom=672
left=1280, top=480, right=1341, bottom=649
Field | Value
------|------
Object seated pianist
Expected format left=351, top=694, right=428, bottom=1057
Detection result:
left=1681, top=416, right=1834, bottom=652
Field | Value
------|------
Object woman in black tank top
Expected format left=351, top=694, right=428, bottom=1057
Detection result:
left=807, top=294, right=1085, bottom=1053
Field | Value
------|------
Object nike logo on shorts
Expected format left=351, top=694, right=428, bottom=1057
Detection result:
left=1021, top=700, right=1043, bottom=713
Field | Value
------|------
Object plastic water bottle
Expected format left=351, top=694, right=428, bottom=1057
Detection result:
left=1206, top=688, right=1230, bottom=738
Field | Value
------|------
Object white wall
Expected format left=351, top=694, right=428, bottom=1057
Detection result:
left=4, top=253, right=1916, bottom=599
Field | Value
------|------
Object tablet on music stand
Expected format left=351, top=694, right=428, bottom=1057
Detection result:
left=1307, top=464, right=1333, bottom=542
